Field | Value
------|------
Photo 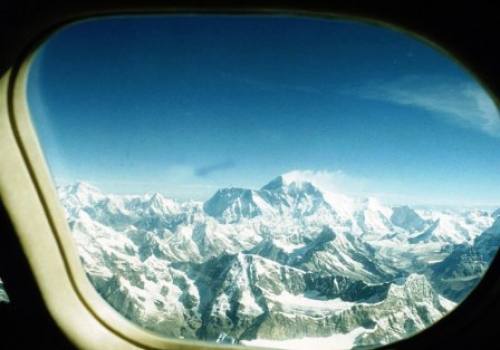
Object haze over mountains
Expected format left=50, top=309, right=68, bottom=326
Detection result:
left=3, top=172, right=498, bottom=349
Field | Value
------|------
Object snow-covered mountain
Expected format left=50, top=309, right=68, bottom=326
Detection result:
left=53, top=174, right=499, bottom=349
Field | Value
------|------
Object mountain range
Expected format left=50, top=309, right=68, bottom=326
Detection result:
left=2, top=172, right=498, bottom=349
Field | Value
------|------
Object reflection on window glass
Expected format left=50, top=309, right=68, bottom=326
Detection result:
left=0, top=278, right=9, bottom=303
left=27, top=15, right=500, bottom=349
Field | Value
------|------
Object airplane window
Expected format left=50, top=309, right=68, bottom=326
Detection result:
left=25, top=15, right=500, bottom=349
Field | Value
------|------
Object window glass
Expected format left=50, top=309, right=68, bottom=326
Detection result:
left=27, top=15, right=500, bottom=349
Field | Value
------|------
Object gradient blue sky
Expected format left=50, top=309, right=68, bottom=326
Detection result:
left=27, top=15, right=500, bottom=206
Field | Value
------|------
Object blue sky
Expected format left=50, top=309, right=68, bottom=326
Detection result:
left=27, top=15, right=500, bottom=206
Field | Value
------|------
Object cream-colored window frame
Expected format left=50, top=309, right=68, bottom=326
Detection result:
left=0, top=39, right=267, bottom=350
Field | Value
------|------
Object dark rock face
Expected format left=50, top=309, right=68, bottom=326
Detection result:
left=172, top=253, right=446, bottom=347
left=430, top=244, right=486, bottom=302
left=475, top=217, right=500, bottom=262
left=304, top=274, right=390, bottom=302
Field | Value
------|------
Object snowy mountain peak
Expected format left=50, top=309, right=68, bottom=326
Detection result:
left=261, top=174, right=318, bottom=193
left=204, top=173, right=341, bottom=223
left=203, top=188, right=266, bottom=223
left=66, top=181, right=102, bottom=195
left=262, top=173, right=335, bottom=203
left=58, top=181, right=104, bottom=207
left=354, top=197, right=393, bottom=228
left=145, top=193, right=180, bottom=215
left=146, top=192, right=175, bottom=207
left=391, top=206, right=427, bottom=232
left=359, top=197, right=386, bottom=211
left=281, top=170, right=317, bottom=186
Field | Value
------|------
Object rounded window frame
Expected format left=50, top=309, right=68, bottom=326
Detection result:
left=0, top=9, right=499, bottom=350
